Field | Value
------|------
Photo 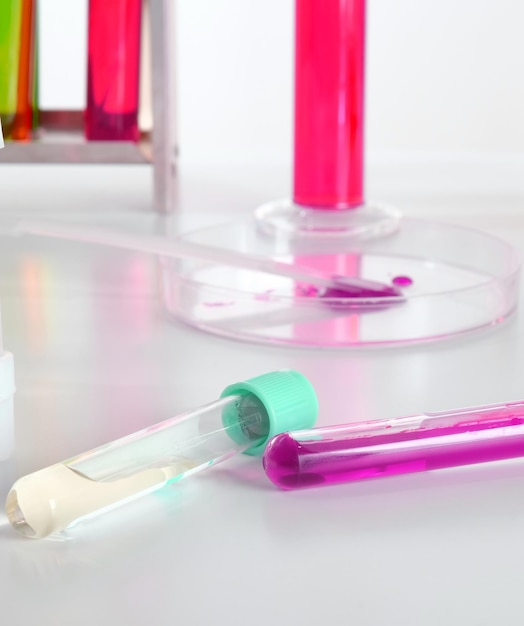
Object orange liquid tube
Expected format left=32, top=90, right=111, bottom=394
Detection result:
left=11, top=0, right=35, bottom=141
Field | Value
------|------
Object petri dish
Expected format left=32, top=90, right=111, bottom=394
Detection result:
left=159, top=217, right=520, bottom=348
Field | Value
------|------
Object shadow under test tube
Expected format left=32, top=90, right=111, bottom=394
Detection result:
left=85, top=0, right=142, bottom=141
left=263, top=401, right=524, bottom=490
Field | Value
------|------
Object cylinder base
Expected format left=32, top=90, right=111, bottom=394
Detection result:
left=254, top=199, right=401, bottom=240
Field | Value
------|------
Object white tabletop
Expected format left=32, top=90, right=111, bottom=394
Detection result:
left=1, top=158, right=524, bottom=625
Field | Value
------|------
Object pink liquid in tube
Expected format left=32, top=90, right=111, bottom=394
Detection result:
left=85, top=0, right=142, bottom=141
left=293, top=0, right=365, bottom=209
left=263, top=401, right=524, bottom=490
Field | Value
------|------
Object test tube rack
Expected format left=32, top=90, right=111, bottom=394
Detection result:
left=0, top=0, right=176, bottom=213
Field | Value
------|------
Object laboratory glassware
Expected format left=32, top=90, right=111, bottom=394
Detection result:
left=6, top=369, right=318, bottom=538
left=264, top=400, right=524, bottom=489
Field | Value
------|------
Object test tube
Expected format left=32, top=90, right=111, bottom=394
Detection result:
left=85, top=0, right=142, bottom=141
left=11, top=0, right=35, bottom=141
left=6, top=370, right=317, bottom=538
left=0, top=0, right=23, bottom=138
left=263, top=400, right=524, bottom=490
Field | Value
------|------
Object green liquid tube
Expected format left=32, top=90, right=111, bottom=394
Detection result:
left=0, top=0, right=23, bottom=138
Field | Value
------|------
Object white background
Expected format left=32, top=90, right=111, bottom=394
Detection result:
left=39, top=0, right=524, bottom=165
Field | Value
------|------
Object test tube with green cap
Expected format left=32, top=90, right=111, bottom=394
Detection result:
left=6, top=369, right=318, bottom=539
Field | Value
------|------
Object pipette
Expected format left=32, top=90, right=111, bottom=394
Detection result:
left=15, top=220, right=404, bottom=301
left=263, top=400, right=524, bottom=490
left=6, top=370, right=318, bottom=538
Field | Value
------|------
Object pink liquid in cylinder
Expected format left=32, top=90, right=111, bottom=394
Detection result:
left=293, top=0, right=365, bottom=209
left=263, top=402, right=524, bottom=490
left=85, top=0, right=142, bottom=141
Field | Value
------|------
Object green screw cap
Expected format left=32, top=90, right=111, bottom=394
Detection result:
left=220, top=369, right=318, bottom=456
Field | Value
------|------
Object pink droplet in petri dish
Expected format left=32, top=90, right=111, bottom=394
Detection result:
left=392, top=275, right=413, bottom=287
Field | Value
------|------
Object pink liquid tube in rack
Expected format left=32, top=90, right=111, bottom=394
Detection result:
left=263, top=401, right=524, bottom=490
left=85, top=0, right=142, bottom=141
left=293, top=0, right=365, bottom=209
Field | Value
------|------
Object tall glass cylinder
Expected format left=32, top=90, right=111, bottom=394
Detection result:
left=293, top=0, right=365, bottom=209
left=85, top=0, right=142, bottom=141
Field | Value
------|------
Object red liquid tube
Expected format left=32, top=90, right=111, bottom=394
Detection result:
left=85, top=0, right=142, bottom=141
left=263, top=401, right=524, bottom=490
left=293, top=0, right=365, bottom=209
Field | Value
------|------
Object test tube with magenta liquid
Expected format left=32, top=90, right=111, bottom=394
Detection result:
left=85, top=0, right=142, bottom=141
left=263, top=400, right=524, bottom=490
left=6, top=371, right=317, bottom=538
